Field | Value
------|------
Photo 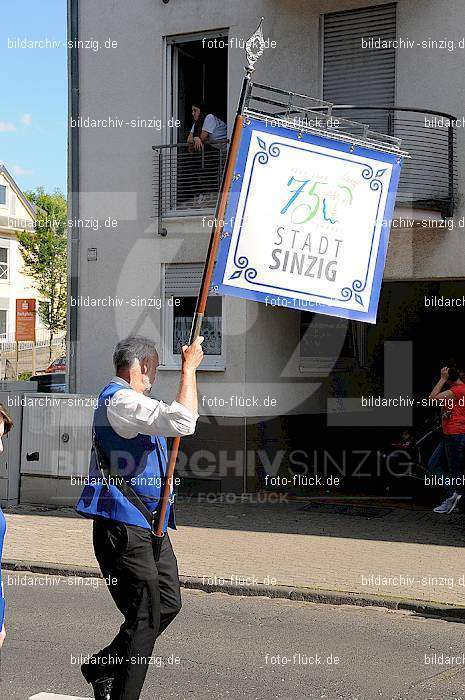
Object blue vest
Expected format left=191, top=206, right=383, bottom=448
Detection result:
left=75, top=381, right=175, bottom=531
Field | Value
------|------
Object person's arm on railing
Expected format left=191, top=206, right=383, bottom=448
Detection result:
left=188, top=130, right=208, bottom=152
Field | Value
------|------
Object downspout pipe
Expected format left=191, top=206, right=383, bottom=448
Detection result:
left=67, top=0, right=79, bottom=392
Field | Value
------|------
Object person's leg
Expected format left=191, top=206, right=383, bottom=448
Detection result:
left=81, top=519, right=128, bottom=684
left=444, top=434, right=465, bottom=495
left=82, top=519, right=161, bottom=700
left=427, top=439, right=453, bottom=496
left=154, top=533, right=182, bottom=638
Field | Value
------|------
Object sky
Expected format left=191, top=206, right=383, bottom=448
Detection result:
left=0, top=1, right=67, bottom=195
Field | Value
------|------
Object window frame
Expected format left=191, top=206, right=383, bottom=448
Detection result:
left=163, top=28, right=229, bottom=146
left=0, top=309, right=7, bottom=337
left=0, top=185, right=7, bottom=208
left=0, top=247, right=9, bottom=283
left=320, top=4, right=397, bottom=108
left=160, top=263, right=226, bottom=371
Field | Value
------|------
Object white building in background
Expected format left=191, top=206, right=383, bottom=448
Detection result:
left=0, top=164, right=46, bottom=339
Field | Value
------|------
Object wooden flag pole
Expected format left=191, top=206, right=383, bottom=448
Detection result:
left=153, top=19, right=266, bottom=540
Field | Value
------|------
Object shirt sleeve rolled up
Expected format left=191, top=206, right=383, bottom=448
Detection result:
left=107, top=389, right=199, bottom=438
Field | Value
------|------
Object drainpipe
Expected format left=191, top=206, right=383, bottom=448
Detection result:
left=67, top=0, right=79, bottom=393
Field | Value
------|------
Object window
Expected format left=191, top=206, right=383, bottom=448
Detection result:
left=0, top=248, right=8, bottom=281
left=166, top=33, right=228, bottom=143
left=163, top=263, right=224, bottom=369
left=10, top=194, right=16, bottom=216
left=0, top=186, right=6, bottom=206
left=299, top=312, right=367, bottom=375
left=0, top=310, right=6, bottom=336
left=163, top=32, right=229, bottom=213
left=322, top=4, right=396, bottom=133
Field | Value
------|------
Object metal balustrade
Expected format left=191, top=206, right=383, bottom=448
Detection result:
left=152, top=142, right=228, bottom=235
left=153, top=105, right=457, bottom=233
left=330, top=106, right=457, bottom=218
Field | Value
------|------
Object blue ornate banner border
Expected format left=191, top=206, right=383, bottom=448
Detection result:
left=213, top=117, right=402, bottom=323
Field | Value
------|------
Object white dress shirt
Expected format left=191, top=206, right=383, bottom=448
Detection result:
left=106, top=377, right=198, bottom=439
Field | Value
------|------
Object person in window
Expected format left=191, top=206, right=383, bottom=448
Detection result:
left=187, top=101, right=227, bottom=206
left=0, top=404, right=14, bottom=651
left=428, top=365, right=465, bottom=513
left=187, top=100, right=227, bottom=151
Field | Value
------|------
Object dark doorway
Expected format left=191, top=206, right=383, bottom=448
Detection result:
left=174, top=37, right=228, bottom=141
left=167, top=35, right=228, bottom=211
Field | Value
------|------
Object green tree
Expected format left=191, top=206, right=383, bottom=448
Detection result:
left=17, top=187, right=67, bottom=359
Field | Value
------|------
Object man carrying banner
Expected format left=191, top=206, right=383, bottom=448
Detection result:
left=76, top=334, right=203, bottom=700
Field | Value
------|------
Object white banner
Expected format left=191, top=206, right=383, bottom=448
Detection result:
left=213, top=117, right=403, bottom=323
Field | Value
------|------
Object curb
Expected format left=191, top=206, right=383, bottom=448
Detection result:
left=4, top=559, right=465, bottom=621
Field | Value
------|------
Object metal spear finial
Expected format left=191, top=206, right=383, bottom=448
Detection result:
left=245, top=17, right=266, bottom=73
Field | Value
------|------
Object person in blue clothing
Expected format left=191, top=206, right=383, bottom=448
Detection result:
left=0, top=404, right=14, bottom=650
left=76, top=335, right=203, bottom=700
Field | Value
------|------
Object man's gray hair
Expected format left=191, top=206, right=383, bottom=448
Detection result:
left=113, top=336, right=159, bottom=371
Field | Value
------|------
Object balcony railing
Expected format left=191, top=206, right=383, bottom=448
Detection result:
left=152, top=142, right=228, bottom=235
left=152, top=106, right=456, bottom=233
left=329, top=106, right=457, bottom=218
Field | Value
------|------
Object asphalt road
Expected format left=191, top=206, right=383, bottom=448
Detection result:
left=2, top=572, right=465, bottom=699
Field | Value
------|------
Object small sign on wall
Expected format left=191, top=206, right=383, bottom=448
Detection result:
left=15, top=298, right=36, bottom=342
left=213, top=117, right=403, bottom=323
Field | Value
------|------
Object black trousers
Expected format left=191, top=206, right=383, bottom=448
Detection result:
left=81, top=518, right=182, bottom=699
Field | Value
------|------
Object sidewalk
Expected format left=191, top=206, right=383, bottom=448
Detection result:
left=3, top=498, right=465, bottom=615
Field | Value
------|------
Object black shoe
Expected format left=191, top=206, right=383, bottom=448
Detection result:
left=90, top=676, right=114, bottom=700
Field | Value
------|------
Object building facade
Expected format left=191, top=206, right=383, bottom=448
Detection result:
left=0, top=165, right=45, bottom=339
left=68, top=0, right=465, bottom=497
